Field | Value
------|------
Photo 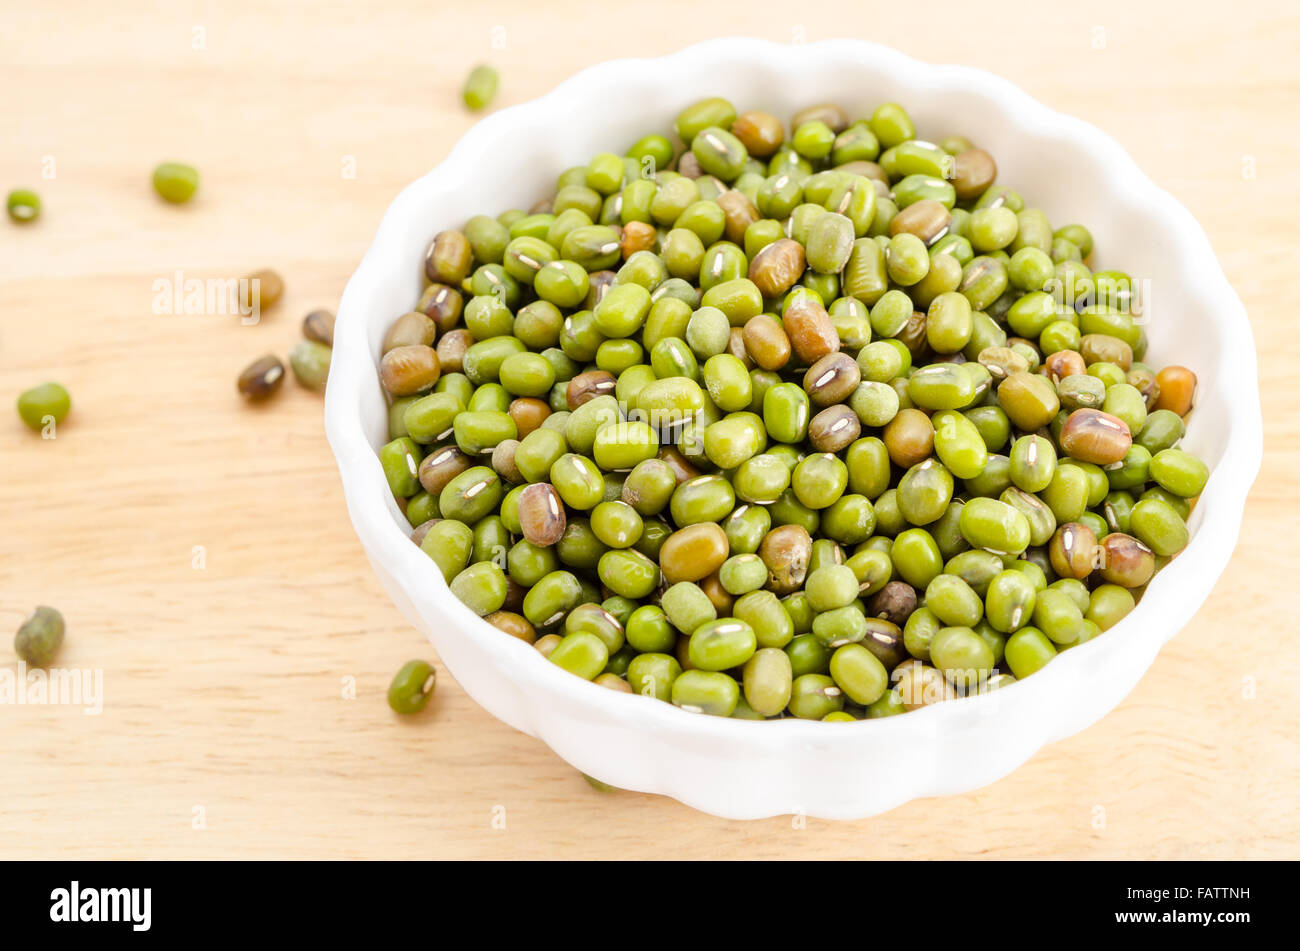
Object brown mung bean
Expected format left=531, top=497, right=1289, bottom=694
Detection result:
left=620, top=221, right=657, bottom=258
left=867, top=582, right=918, bottom=627
left=383, top=312, right=437, bottom=354
left=659, top=523, right=729, bottom=583
left=508, top=397, right=551, bottom=439
left=418, top=282, right=465, bottom=333
left=759, top=524, right=813, bottom=595
left=742, top=314, right=792, bottom=371
left=1154, top=365, right=1197, bottom=416
left=717, top=190, right=760, bottom=245
left=486, top=610, right=537, bottom=643
left=890, top=199, right=951, bottom=245
left=418, top=445, right=472, bottom=495
left=731, top=111, right=785, bottom=156
left=807, top=404, right=860, bottom=453
left=748, top=238, right=806, bottom=299
left=435, top=328, right=473, bottom=373
left=302, top=309, right=336, bottom=346
left=425, top=230, right=473, bottom=285
left=1049, top=522, right=1100, bottom=579
left=240, top=269, right=284, bottom=315
left=380, top=344, right=441, bottom=396
left=1042, top=349, right=1086, bottom=382
left=518, top=483, right=567, bottom=546
left=783, top=297, right=839, bottom=364
left=567, top=370, right=617, bottom=409
left=792, top=103, right=848, bottom=133
left=883, top=408, right=934, bottom=467
left=492, top=439, right=523, bottom=484
left=1060, top=408, right=1133, bottom=465
left=1098, top=532, right=1156, bottom=588
left=803, top=352, right=861, bottom=407
left=951, top=148, right=997, bottom=202
left=238, top=355, right=285, bottom=401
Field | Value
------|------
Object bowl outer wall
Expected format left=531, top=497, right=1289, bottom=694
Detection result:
left=324, top=38, right=1263, bottom=820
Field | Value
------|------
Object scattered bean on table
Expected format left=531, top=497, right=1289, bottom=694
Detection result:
left=462, top=65, right=500, bottom=111
left=17, top=382, right=71, bottom=431
left=7, top=187, right=41, bottom=223
left=151, top=162, right=200, bottom=204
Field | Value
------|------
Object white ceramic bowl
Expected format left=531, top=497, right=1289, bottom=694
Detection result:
left=325, top=38, right=1262, bottom=819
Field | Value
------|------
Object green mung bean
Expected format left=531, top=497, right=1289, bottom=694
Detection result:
left=7, top=187, right=42, bottom=222
left=462, top=65, right=500, bottom=111
left=151, top=163, right=199, bottom=203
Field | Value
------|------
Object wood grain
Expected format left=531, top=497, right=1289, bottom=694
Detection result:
left=1, top=0, right=1296, bottom=859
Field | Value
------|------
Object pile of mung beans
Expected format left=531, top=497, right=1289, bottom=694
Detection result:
left=375, top=97, right=1207, bottom=721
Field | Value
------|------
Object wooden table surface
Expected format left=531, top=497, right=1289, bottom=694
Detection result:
left=2, top=0, right=1296, bottom=859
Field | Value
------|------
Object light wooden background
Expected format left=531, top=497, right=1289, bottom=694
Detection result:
left=1, top=0, right=1296, bottom=859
